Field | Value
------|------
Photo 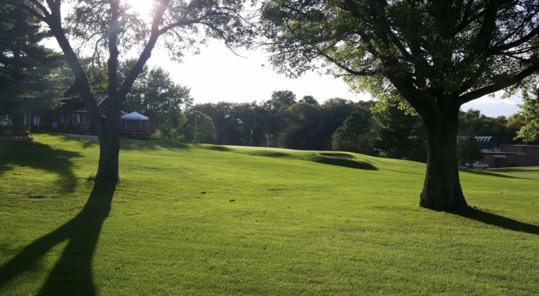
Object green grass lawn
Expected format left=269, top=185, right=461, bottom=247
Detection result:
left=1, top=134, right=538, bottom=295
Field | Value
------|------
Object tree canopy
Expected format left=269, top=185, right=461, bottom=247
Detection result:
left=22, top=0, right=252, bottom=180
left=0, top=0, right=64, bottom=122
left=260, top=0, right=539, bottom=210
left=515, top=87, right=539, bottom=142
left=457, top=132, right=484, bottom=166
left=122, top=62, right=192, bottom=137
left=332, top=107, right=375, bottom=155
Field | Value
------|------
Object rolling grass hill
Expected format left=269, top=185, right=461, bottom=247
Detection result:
left=0, top=134, right=538, bottom=295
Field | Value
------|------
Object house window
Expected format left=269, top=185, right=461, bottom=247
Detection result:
left=65, top=114, right=78, bottom=123
left=79, top=114, right=90, bottom=123
left=0, top=114, right=11, bottom=126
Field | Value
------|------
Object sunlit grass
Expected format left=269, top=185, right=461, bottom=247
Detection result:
left=0, top=134, right=538, bottom=295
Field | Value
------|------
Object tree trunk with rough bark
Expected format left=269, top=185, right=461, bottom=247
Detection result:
left=94, top=0, right=121, bottom=182
left=96, top=120, right=120, bottom=181
left=419, top=103, right=468, bottom=211
left=44, top=12, right=121, bottom=181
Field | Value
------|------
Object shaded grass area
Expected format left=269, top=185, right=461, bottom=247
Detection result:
left=0, top=140, right=81, bottom=193
left=204, top=145, right=377, bottom=170
left=0, top=134, right=538, bottom=295
left=308, top=154, right=377, bottom=170
left=460, top=168, right=522, bottom=179
left=0, top=180, right=116, bottom=296
left=451, top=206, right=539, bottom=235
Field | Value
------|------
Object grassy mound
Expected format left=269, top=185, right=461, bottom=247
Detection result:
left=0, top=134, right=538, bottom=295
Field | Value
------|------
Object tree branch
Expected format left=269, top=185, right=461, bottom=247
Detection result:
left=491, top=25, right=539, bottom=53
left=459, top=63, right=539, bottom=104
left=21, top=2, right=48, bottom=22
left=118, top=0, right=171, bottom=100
left=314, top=47, right=375, bottom=76
left=36, top=1, right=102, bottom=130
left=107, top=0, right=120, bottom=101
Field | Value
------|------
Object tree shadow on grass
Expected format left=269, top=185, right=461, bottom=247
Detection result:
left=451, top=206, right=539, bottom=235
left=0, top=180, right=116, bottom=296
left=490, top=167, right=539, bottom=173
left=311, top=155, right=378, bottom=171
left=120, top=138, right=190, bottom=151
left=0, top=140, right=80, bottom=193
left=459, top=168, right=519, bottom=179
left=203, top=145, right=232, bottom=152
left=246, top=150, right=290, bottom=157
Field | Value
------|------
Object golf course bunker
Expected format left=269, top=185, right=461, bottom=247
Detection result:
left=319, top=153, right=354, bottom=159
left=314, top=153, right=377, bottom=170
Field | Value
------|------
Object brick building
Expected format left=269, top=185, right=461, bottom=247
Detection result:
left=481, top=144, right=539, bottom=168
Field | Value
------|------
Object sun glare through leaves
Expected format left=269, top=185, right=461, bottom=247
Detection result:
left=126, top=0, right=155, bottom=18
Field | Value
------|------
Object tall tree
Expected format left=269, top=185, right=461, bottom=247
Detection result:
left=264, top=90, right=297, bottom=112
left=299, top=95, right=319, bottom=105
left=507, top=113, right=526, bottom=142
left=22, top=0, right=250, bottom=181
left=372, top=103, right=426, bottom=161
left=0, top=0, right=63, bottom=123
left=457, top=131, right=484, bottom=167
left=232, top=102, right=267, bottom=146
left=181, top=109, right=216, bottom=143
left=122, top=63, right=192, bottom=137
left=316, top=98, right=361, bottom=150
left=332, top=107, right=375, bottom=155
left=260, top=0, right=539, bottom=210
left=515, top=87, right=539, bottom=142
left=458, top=109, right=511, bottom=142
left=194, top=102, right=243, bottom=145
left=280, top=102, right=322, bottom=149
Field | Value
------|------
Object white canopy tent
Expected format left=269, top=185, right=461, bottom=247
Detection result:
left=121, top=111, right=148, bottom=121
left=121, top=112, right=149, bottom=126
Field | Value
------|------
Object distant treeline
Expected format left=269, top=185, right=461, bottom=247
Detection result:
left=165, top=90, right=528, bottom=162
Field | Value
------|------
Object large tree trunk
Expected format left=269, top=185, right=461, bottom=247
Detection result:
left=95, top=96, right=121, bottom=181
left=44, top=13, right=121, bottom=181
left=96, top=125, right=120, bottom=181
left=95, top=0, right=122, bottom=182
left=419, top=104, right=468, bottom=211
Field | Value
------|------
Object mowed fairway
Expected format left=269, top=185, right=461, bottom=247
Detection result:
left=0, top=134, right=538, bottom=295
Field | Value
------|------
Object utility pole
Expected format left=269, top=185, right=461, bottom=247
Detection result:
left=265, top=134, right=272, bottom=147
left=194, top=114, right=199, bottom=142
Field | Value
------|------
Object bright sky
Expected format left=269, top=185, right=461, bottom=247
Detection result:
left=48, top=1, right=522, bottom=118
left=149, top=40, right=371, bottom=105
left=149, top=40, right=522, bottom=118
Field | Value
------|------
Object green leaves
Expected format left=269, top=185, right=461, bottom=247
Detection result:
left=457, top=131, right=483, bottom=166
left=516, top=87, right=539, bottom=142
left=260, top=0, right=539, bottom=108
left=0, top=0, right=64, bottom=116
left=122, top=62, right=192, bottom=136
